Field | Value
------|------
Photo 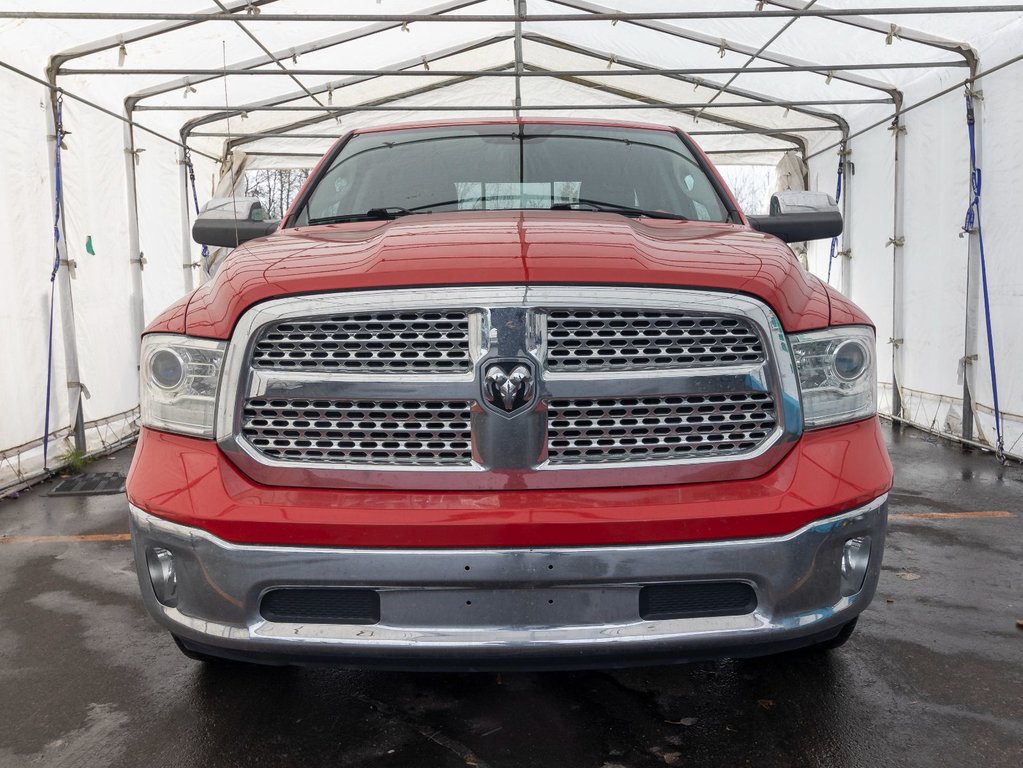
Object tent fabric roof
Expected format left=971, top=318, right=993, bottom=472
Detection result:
left=3, top=1, right=1022, bottom=166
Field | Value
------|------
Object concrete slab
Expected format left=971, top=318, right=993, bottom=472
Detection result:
left=0, top=423, right=1020, bottom=767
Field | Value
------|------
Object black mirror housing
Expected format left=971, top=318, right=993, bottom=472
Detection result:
left=191, top=196, right=280, bottom=247
left=746, top=190, right=843, bottom=243
left=192, top=217, right=280, bottom=248
left=747, top=210, right=843, bottom=243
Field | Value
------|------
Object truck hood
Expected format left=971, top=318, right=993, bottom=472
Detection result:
left=178, top=210, right=839, bottom=338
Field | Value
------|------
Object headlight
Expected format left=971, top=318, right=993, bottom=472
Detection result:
left=789, top=326, right=876, bottom=429
left=140, top=334, right=226, bottom=438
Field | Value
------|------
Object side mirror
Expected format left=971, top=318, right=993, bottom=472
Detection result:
left=192, top=197, right=280, bottom=248
left=747, top=191, right=842, bottom=243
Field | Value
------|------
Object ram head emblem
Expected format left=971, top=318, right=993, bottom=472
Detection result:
left=483, top=362, right=536, bottom=414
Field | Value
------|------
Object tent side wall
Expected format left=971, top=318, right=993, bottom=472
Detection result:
left=895, top=90, right=971, bottom=441
left=960, top=35, right=1023, bottom=459
left=0, top=73, right=73, bottom=487
left=801, top=33, right=1023, bottom=460
left=0, top=74, right=211, bottom=490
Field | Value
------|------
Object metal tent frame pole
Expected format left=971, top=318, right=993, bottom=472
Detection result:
left=0, top=60, right=218, bottom=161
left=7, top=6, right=1023, bottom=21
left=208, top=70, right=822, bottom=160
left=840, top=143, right=853, bottom=296
left=122, top=114, right=146, bottom=370
left=513, top=0, right=525, bottom=118
left=121, top=0, right=488, bottom=107
left=807, top=50, right=1023, bottom=159
left=137, top=99, right=891, bottom=112
left=531, top=71, right=811, bottom=157
left=889, top=113, right=906, bottom=420
left=961, top=83, right=984, bottom=444
left=179, top=151, right=196, bottom=293
left=217, top=68, right=513, bottom=157
left=66, top=63, right=960, bottom=77
left=549, top=0, right=903, bottom=107
left=762, top=0, right=978, bottom=71
left=188, top=126, right=841, bottom=140
left=164, top=33, right=835, bottom=158
left=118, top=5, right=495, bottom=299
left=693, top=0, right=817, bottom=119
left=241, top=147, right=798, bottom=160
left=114, top=25, right=858, bottom=158
left=47, top=0, right=279, bottom=72
left=171, top=36, right=515, bottom=143
left=210, top=0, right=326, bottom=111
left=521, top=34, right=850, bottom=136
left=44, top=89, right=86, bottom=455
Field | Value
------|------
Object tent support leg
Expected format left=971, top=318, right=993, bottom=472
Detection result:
left=45, top=83, right=87, bottom=455
left=960, top=82, right=983, bottom=445
left=890, top=115, right=906, bottom=420
left=513, top=0, right=524, bottom=117
left=123, top=113, right=146, bottom=363
left=179, top=150, right=195, bottom=292
left=72, top=401, right=86, bottom=450
left=840, top=135, right=852, bottom=295
left=962, top=226, right=980, bottom=443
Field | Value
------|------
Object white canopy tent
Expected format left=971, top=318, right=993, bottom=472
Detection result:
left=2, top=1, right=1021, bottom=490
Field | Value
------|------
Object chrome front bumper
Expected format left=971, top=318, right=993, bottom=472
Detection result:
left=129, top=497, right=887, bottom=668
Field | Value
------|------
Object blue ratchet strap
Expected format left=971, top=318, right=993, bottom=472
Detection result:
left=43, top=94, right=65, bottom=471
left=184, top=149, right=210, bottom=274
left=826, top=148, right=844, bottom=283
left=962, top=88, right=1005, bottom=462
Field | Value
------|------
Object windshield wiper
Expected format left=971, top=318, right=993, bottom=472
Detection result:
left=308, top=206, right=415, bottom=225
left=550, top=199, right=688, bottom=221
left=310, top=200, right=688, bottom=224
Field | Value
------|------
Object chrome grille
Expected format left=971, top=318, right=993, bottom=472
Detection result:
left=224, top=287, right=798, bottom=491
left=251, top=310, right=471, bottom=372
left=545, top=309, right=764, bottom=372
left=242, top=398, right=473, bottom=465
left=546, top=393, right=777, bottom=465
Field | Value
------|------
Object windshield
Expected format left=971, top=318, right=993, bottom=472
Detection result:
left=294, top=125, right=730, bottom=225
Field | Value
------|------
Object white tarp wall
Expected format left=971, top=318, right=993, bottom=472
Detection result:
left=1, top=1, right=1022, bottom=490
left=807, top=24, right=1023, bottom=462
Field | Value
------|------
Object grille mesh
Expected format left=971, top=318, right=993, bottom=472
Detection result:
left=545, top=309, right=764, bottom=372
left=261, top=589, right=380, bottom=625
left=251, top=310, right=471, bottom=372
left=242, top=398, right=473, bottom=465
left=639, top=582, right=757, bottom=620
left=546, top=393, right=776, bottom=464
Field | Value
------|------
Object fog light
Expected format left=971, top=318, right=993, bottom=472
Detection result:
left=146, top=547, right=178, bottom=606
left=840, top=536, right=871, bottom=596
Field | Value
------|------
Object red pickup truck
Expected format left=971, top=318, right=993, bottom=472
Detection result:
left=127, top=120, right=892, bottom=668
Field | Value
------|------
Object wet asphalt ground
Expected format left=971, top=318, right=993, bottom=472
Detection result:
left=0, top=422, right=1020, bottom=768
